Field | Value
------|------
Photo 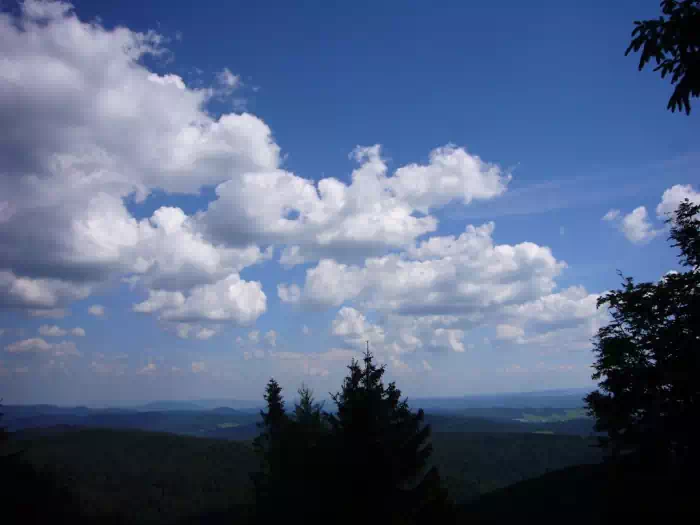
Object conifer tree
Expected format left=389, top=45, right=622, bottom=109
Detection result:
left=251, top=356, right=454, bottom=524
left=251, top=378, right=291, bottom=519
left=326, top=350, right=452, bottom=524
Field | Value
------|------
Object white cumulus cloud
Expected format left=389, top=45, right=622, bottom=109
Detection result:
left=656, top=184, right=700, bottom=219
left=88, top=305, right=105, bottom=317
left=621, top=207, right=661, bottom=244
left=39, top=325, right=67, bottom=337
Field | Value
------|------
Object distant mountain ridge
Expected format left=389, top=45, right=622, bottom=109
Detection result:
left=8, top=388, right=591, bottom=412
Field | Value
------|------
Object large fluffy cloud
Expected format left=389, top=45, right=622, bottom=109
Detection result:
left=0, top=270, right=91, bottom=310
left=0, top=1, right=276, bottom=319
left=0, top=1, right=604, bottom=363
left=202, top=145, right=510, bottom=263
left=656, top=184, right=700, bottom=219
left=280, top=222, right=565, bottom=315
left=133, top=274, right=266, bottom=325
left=303, top=225, right=606, bottom=366
left=0, top=1, right=511, bottom=329
left=620, top=207, right=660, bottom=244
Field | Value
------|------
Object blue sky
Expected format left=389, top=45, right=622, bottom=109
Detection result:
left=0, top=0, right=698, bottom=405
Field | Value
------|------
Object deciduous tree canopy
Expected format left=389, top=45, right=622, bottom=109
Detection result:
left=586, top=199, right=700, bottom=470
left=626, top=0, right=700, bottom=114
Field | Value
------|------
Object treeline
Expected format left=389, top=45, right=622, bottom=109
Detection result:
left=250, top=351, right=454, bottom=524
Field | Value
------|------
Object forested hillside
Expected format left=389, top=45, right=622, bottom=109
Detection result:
left=8, top=426, right=601, bottom=524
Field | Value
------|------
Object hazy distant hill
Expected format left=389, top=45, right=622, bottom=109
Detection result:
left=136, top=401, right=206, bottom=411
left=414, top=389, right=590, bottom=411
left=4, top=395, right=596, bottom=439
left=5, top=407, right=260, bottom=440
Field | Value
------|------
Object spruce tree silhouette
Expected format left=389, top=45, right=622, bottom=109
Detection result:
left=326, top=349, right=453, bottom=524
left=586, top=199, right=700, bottom=473
left=251, top=378, right=291, bottom=522
left=251, top=353, right=453, bottom=524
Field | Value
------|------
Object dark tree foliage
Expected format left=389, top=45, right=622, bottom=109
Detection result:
left=586, top=200, right=700, bottom=471
left=625, top=0, right=700, bottom=114
left=251, top=352, right=453, bottom=525
left=292, top=384, right=327, bottom=445
left=2, top=402, right=84, bottom=523
left=0, top=401, right=7, bottom=446
left=327, top=351, right=451, bottom=524
left=250, top=378, right=291, bottom=518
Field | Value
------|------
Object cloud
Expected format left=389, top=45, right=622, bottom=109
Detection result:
left=0, top=2, right=279, bottom=315
left=276, top=220, right=605, bottom=364
left=248, top=330, right=260, bottom=343
left=494, top=286, right=606, bottom=350
left=201, top=144, right=510, bottom=265
left=52, top=340, right=79, bottom=357
left=216, top=68, right=241, bottom=89
left=656, top=184, right=700, bottom=218
left=264, top=329, right=277, bottom=347
left=266, top=346, right=361, bottom=381
left=121, top=206, right=271, bottom=292
left=0, top=0, right=611, bottom=386
left=88, top=305, right=106, bottom=317
left=318, top=348, right=359, bottom=361
left=620, top=207, right=661, bottom=244
left=132, top=274, right=266, bottom=325
left=603, top=185, right=698, bottom=245
left=303, top=364, right=329, bottom=377
left=71, top=327, right=85, bottom=337
left=175, top=323, right=192, bottom=339
left=22, top=0, right=74, bottom=19
left=5, top=337, right=52, bottom=353
left=243, top=349, right=266, bottom=360
left=195, top=327, right=217, bottom=340
left=137, top=363, right=157, bottom=375
left=495, top=324, right=525, bottom=340
left=5, top=336, right=79, bottom=356
left=602, top=209, right=620, bottom=221
left=191, top=361, right=207, bottom=374
left=0, top=271, right=90, bottom=311
left=282, top=222, right=565, bottom=315
left=422, top=360, right=433, bottom=371
left=332, top=307, right=385, bottom=347
left=28, top=308, right=69, bottom=319
left=0, top=0, right=518, bottom=354
left=172, top=323, right=217, bottom=340
left=269, top=351, right=304, bottom=360
left=39, top=324, right=67, bottom=337
left=429, top=328, right=465, bottom=352
left=90, top=355, right=127, bottom=376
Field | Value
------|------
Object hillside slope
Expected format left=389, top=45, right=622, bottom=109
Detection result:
left=460, top=459, right=693, bottom=524
left=8, top=427, right=603, bottom=523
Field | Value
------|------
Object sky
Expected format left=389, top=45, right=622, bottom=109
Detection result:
left=0, top=0, right=698, bottom=405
